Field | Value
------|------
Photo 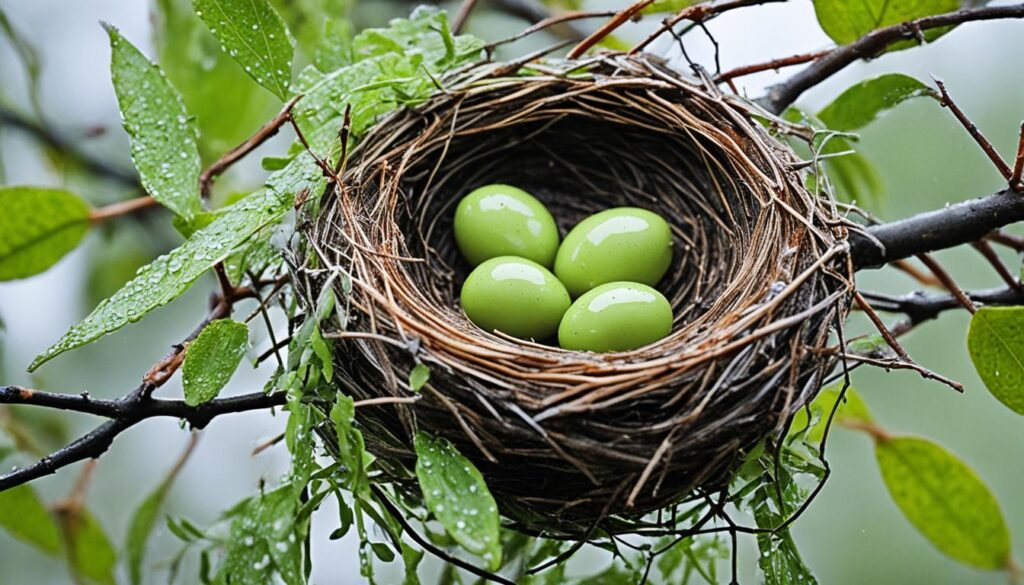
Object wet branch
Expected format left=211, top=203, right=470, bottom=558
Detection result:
left=761, top=3, right=1024, bottom=114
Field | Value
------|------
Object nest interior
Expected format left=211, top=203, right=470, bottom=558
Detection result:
left=302, top=54, right=853, bottom=536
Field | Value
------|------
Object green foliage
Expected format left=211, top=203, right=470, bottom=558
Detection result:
left=817, top=74, right=936, bottom=132
left=875, top=436, right=1011, bottom=569
left=30, top=190, right=289, bottom=371
left=60, top=510, right=118, bottom=585
left=154, top=0, right=279, bottom=162
left=270, top=0, right=354, bottom=72
left=0, top=186, right=91, bottom=281
left=192, top=0, right=294, bottom=100
left=414, top=432, right=501, bottom=570
left=0, top=485, right=62, bottom=556
left=182, top=319, right=250, bottom=406
left=967, top=306, right=1024, bottom=415
left=213, top=485, right=305, bottom=585
left=812, top=0, right=959, bottom=48
left=290, top=6, right=485, bottom=155
left=105, top=24, right=203, bottom=223
left=409, top=363, right=430, bottom=392
left=643, top=0, right=696, bottom=14
left=740, top=444, right=824, bottom=585
left=330, top=394, right=368, bottom=496
left=788, top=384, right=872, bottom=444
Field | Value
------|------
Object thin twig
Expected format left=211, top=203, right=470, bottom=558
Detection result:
left=630, top=0, right=785, bottom=55
left=934, top=79, right=1012, bottom=180
left=199, top=94, right=303, bottom=200
left=971, top=240, right=1022, bottom=291
left=891, top=259, right=942, bottom=288
left=88, top=195, right=160, bottom=223
left=452, top=0, right=479, bottom=34
left=916, top=253, right=976, bottom=313
left=715, top=49, right=831, bottom=83
left=370, top=485, right=516, bottom=585
left=567, top=0, right=653, bottom=59
left=853, top=292, right=912, bottom=362
left=1011, top=121, right=1024, bottom=191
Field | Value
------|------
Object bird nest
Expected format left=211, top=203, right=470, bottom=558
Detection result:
left=298, top=53, right=854, bottom=536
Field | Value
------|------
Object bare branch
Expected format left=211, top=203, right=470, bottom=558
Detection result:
left=761, top=3, right=1024, bottom=114
left=850, top=187, right=1024, bottom=269
left=0, top=386, right=286, bottom=492
left=860, top=285, right=1024, bottom=324
left=630, top=0, right=786, bottom=55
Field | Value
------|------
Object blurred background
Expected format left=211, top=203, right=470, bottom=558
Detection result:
left=0, top=1, right=1022, bottom=583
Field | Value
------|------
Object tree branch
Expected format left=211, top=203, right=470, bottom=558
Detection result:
left=761, top=3, right=1024, bottom=114
left=0, top=385, right=287, bottom=491
left=0, top=104, right=140, bottom=188
left=850, top=187, right=1024, bottom=269
left=860, top=285, right=1024, bottom=324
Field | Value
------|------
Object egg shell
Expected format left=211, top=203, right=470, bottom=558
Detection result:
left=554, top=207, right=673, bottom=297
left=461, top=256, right=571, bottom=340
left=558, top=282, right=672, bottom=352
left=454, top=184, right=560, bottom=268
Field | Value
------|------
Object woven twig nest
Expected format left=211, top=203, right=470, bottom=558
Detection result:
left=301, top=53, right=853, bottom=536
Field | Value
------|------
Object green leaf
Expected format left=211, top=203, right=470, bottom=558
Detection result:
left=876, top=436, right=1011, bottom=569
left=409, top=363, right=430, bottom=392
left=215, top=485, right=304, bottom=585
left=0, top=485, right=62, bottom=555
left=817, top=74, right=935, bottom=132
left=967, top=307, right=1024, bottom=415
left=192, top=0, right=294, bottom=100
left=60, top=510, right=118, bottom=585
left=401, top=541, right=424, bottom=585
left=642, top=0, right=696, bottom=14
left=30, top=190, right=289, bottom=371
left=155, top=0, right=279, bottom=162
left=105, top=24, right=202, bottom=222
left=182, top=319, right=249, bottom=405
left=0, top=186, right=91, bottom=281
left=414, top=432, right=501, bottom=569
left=291, top=7, right=485, bottom=153
left=270, top=0, right=353, bottom=72
left=789, top=385, right=872, bottom=444
left=330, top=394, right=368, bottom=496
left=812, top=0, right=959, bottom=49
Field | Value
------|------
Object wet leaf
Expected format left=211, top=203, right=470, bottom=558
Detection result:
left=812, top=0, right=959, bottom=49
left=183, top=319, right=249, bottom=405
left=817, top=74, right=935, bottom=132
left=31, top=190, right=289, bottom=371
left=214, top=485, right=303, bottom=585
left=876, top=436, right=1011, bottom=569
left=967, top=306, right=1024, bottom=415
left=105, top=24, right=202, bottom=222
left=192, top=0, right=294, bottom=100
left=414, top=432, right=501, bottom=569
left=0, top=186, right=91, bottom=281
left=330, top=394, right=368, bottom=496
left=155, top=0, right=279, bottom=162
left=0, top=484, right=62, bottom=556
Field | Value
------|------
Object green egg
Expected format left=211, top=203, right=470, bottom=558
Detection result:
left=554, top=207, right=673, bottom=297
left=461, top=256, right=570, bottom=340
left=454, top=184, right=560, bottom=267
left=558, top=282, right=672, bottom=352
